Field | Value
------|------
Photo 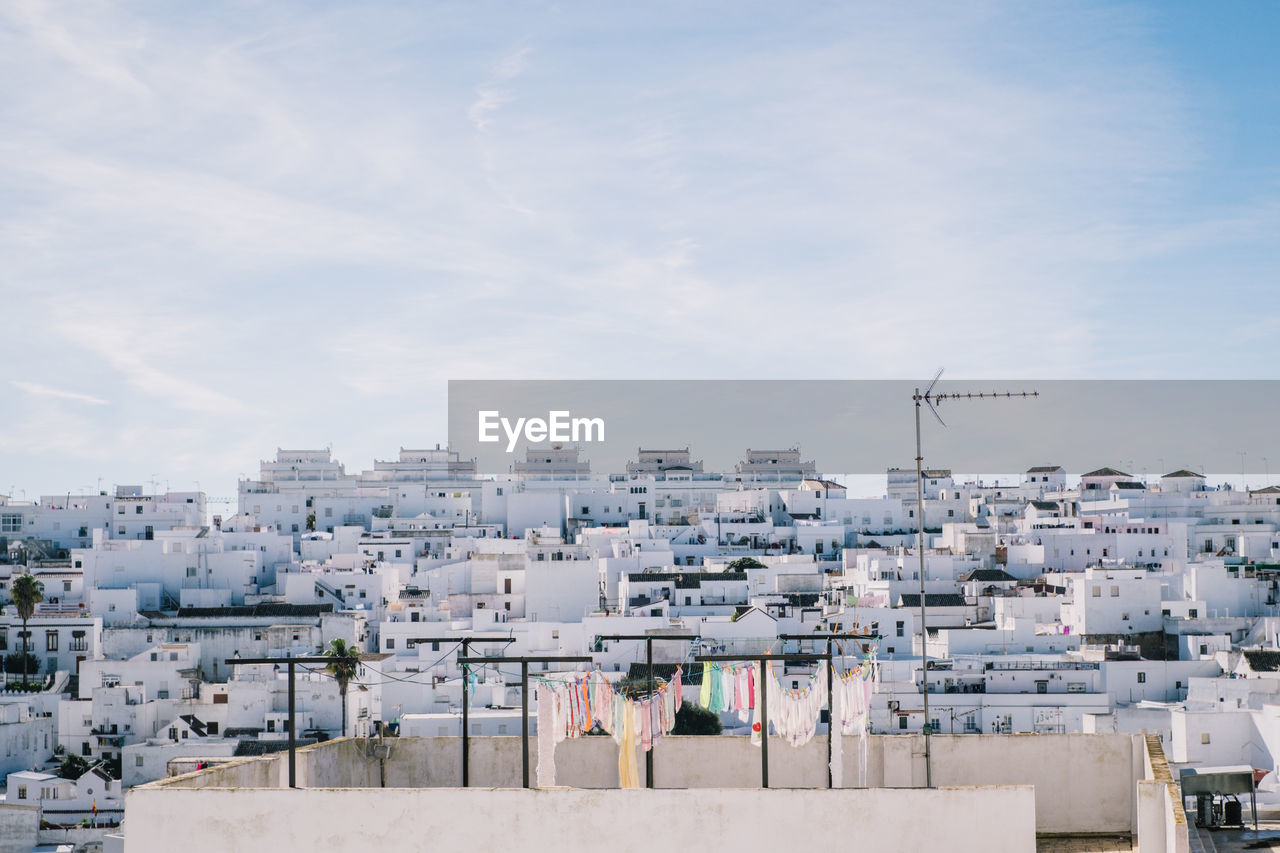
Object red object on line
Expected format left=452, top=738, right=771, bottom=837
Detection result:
left=752, top=722, right=761, bottom=732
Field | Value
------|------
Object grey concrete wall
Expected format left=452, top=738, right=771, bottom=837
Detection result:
left=138, top=733, right=1141, bottom=834
left=0, top=804, right=39, bottom=853
left=124, top=785, right=1037, bottom=853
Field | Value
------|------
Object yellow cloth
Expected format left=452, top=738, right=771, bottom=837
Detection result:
left=618, top=702, right=640, bottom=789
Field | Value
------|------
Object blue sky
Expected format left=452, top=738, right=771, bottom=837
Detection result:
left=2, top=1, right=1279, bottom=498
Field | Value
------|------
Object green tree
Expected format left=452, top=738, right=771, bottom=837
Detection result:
left=671, top=703, right=722, bottom=735
left=727, top=557, right=765, bottom=570
left=11, top=574, right=43, bottom=690
left=323, top=638, right=361, bottom=737
left=55, top=753, right=90, bottom=780
left=3, top=653, right=39, bottom=678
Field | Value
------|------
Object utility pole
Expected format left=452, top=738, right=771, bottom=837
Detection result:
left=912, top=371, right=1037, bottom=788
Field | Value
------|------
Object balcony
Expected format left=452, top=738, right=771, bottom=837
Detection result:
left=985, top=661, right=1099, bottom=672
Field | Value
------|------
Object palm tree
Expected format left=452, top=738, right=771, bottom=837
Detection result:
left=323, top=638, right=361, bottom=737
left=11, top=574, right=44, bottom=690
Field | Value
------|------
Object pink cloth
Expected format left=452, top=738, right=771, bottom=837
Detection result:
left=640, top=698, right=653, bottom=751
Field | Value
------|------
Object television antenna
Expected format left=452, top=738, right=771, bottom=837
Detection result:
left=912, top=369, right=1037, bottom=788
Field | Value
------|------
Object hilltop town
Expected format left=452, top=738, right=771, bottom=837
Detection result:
left=1, top=444, right=1276, bottom=841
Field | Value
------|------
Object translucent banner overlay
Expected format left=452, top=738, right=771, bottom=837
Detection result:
left=448, top=380, right=1279, bottom=477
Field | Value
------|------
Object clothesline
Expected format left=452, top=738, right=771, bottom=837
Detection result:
left=467, top=652, right=876, bottom=790
left=534, top=667, right=685, bottom=788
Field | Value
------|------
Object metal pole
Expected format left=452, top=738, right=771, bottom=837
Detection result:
left=759, top=656, right=769, bottom=788
left=645, top=637, right=654, bottom=789
left=461, top=640, right=470, bottom=787
left=521, top=660, right=530, bottom=789
left=287, top=661, right=297, bottom=789
left=915, top=389, right=933, bottom=788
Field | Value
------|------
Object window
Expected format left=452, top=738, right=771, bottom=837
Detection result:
left=135, top=505, right=143, bottom=514
left=504, top=578, right=512, bottom=594
left=186, top=566, right=197, bottom=577
left=207, top=722, right=219, bottom=735
left=46, top=631, right=58, bottom=652
left=896, top=621, right=904, bottom=638
left=136, top=755, right=145, bottom=766
left=169, top=727, right=178, bottom=739
left=16, top=786, right=25, bottom=799
left=1137, top=672, right=1146, bottom=683
left=1188, top=608, right=1198, bottom=618
left=898, top=716, right=908, bottom=730
left=214, top=693, right=228, bottom=704
left=325, top=508, right=333, bottom=517
left=1201, top=733, right=1211, bottom=745
left=1092, top=586, right=1101, bottom=597
left=1110, top=585, right=1120, bottom=597
left=63, top=580, right=72, bottom=592
left=386, top=639, right=395, bottom=649
left=1, top=514, right=23, bottom=533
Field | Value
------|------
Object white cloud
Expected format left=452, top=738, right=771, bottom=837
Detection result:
left=0, top=1, right=1274, bottom=495
left=11, top=381, right=109, bottom=406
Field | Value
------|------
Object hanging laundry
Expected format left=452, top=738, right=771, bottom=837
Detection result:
left=830, top=669, right=843, bottom=788
left=833, top=664, right=873, bottom=786
left=764, top=662, right=827, bottom=748
left=735, top=666, right=751, bottom=723
left=535, top=683, right=557, bottom=787
left=750, top=663, right=764, bottom=747
left=618, top=701, right=640, bottom=789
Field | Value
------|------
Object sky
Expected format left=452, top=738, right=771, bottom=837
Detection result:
left=2, top=1, right=1279, bottom=500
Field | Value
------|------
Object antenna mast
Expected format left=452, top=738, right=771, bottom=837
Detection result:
left=912, top=370, right=1037, bottom=789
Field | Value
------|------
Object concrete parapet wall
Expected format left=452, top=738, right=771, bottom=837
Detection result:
left=141, top=733, right=1140, bottom=835
left=124, top=785, right=1037, bottom=853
